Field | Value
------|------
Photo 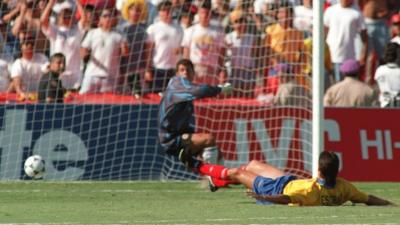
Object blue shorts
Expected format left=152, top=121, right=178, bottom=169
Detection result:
left=253, top=175, right=297, bottom=205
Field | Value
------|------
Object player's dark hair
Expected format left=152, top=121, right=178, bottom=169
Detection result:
left=176, top=59, right=194, bottom=72
left=383, top=42, right=399, bottom=64
left=50, top=53, right=66, bottom=63
left=318, top=151, right=339, bottom=187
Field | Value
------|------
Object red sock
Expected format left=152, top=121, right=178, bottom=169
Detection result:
left=212, top=177, right=239, bottom=187
left=198, top=163, right=228, bottom=179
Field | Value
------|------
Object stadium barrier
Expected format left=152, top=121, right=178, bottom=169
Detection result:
left=0, top=101, right=399, bottom=181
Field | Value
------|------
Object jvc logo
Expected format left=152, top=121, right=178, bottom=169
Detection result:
left=225, top=119, right=344, bottom=173
left=0, top=109, right=88, bottom=180
left=225, top=119, right=313, bottom=172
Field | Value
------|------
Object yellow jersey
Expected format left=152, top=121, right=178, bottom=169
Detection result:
left=283, top=177, right=369, bottom=206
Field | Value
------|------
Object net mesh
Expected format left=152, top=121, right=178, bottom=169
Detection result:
left=0, top=0, right=313, bottom=180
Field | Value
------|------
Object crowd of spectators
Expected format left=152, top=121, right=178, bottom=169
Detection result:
left=0, top=0, right=399, bottom=107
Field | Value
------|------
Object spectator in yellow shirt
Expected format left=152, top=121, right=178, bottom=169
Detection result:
left=198, top=151, right=393, bottom=206
left=264, top=2, right=307, bottom=86
left=303, top=37, right=334, bottom=91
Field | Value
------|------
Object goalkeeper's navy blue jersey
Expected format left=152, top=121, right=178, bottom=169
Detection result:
left=158, top=76, right=221, bottom=154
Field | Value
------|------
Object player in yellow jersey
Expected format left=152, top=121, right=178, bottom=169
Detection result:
left=198, top=151, right=393, bottom=206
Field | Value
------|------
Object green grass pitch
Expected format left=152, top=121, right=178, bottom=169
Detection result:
left=0, top=181, right=399, bottom=224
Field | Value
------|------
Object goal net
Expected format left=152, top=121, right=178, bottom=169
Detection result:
left=0, top=0, right=313, bottom=180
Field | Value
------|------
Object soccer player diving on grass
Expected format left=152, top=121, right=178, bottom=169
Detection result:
left=158, top=59, right=232, bottom=171
left=198, top=151, right=394, bottom=206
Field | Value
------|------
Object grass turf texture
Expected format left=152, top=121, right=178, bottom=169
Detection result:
left=0, top=182, right=399, bottom=224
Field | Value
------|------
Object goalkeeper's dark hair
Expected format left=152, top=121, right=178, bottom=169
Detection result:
left=318, top=151, right=339, bottom=187
left=176, top=59, right=194, bottom=71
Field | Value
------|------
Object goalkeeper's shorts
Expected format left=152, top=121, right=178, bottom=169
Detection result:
left=178, top=147, right=201, bottom=170
left=161, top=134, right=200, bottom=170
left=162, top=133, right=192, bottom=157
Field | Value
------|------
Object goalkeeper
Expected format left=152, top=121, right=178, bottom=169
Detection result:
left=198, top=151, right=393, bottom=206
left=158, top=59, right=232, bottom=170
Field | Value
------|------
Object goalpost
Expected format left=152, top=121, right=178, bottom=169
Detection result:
left=312, top=0, right=324, bottom=178
left=0, top=0, right=324, bottom=180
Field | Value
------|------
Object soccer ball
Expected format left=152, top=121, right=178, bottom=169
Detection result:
left=24, top=155, right=45, bottom=179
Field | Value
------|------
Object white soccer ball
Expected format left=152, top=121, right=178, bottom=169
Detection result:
left=24, top=155, right=45, bottom=179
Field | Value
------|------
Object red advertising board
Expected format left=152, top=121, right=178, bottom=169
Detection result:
left=325, top=108, right=400, bottom=181
left=195, top=101, right=400, bottom=181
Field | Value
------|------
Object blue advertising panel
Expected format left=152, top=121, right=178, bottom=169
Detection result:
left=0, top=104, right=191, bottom=180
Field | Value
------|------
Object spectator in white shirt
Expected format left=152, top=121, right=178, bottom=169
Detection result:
left=9, top=33, right=49, bottom=100
left=324, top=0, right=368, bottom=82
left=41, top=0, right=88, bottom=91
left=294, top=0, right=313, bottom=37
left=145, top=0, right=183, bottom=94
left=375, top=43, right=400, bottom=107
left=182, top=0, right=226, bottom=85
left=80, top=8, right=129, bottom=94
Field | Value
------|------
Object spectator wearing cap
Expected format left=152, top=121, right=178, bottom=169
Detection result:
left=80, top=7, right=129, bottom=94
left=374, top=42, right=400, bottom=107
left=273, top=63, right=312, bottom=108
left=324, top=0, right=368, bottom=83
left=145, top=0, right=183, bottom=94
left=225, top=10, right=258, bottom=97
left=391, top=14, right=400, bottom=44
left=9, top=32, right=49, bottom=100
left=119, top=0, right=148, bottom=97
left=116, top=0, right=157, bottom=26
left=41, top=0, right=88, bottom=91
left=182, top=0, right=226, bottom=86
left=324, top=59, right=378, bottom=107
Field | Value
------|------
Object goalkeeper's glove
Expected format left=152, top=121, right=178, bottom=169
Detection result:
left=218, top=82, right=232, bottom=95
